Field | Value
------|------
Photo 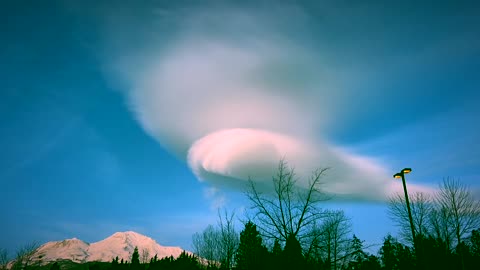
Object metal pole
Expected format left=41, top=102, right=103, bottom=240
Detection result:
left=401, top=173, right=416, bottom=244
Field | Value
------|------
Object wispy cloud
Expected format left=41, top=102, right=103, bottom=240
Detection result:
left=203, top=187, right=227, bottom=210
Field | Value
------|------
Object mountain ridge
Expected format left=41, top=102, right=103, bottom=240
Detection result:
left=31, top=231, right=186, bottom=264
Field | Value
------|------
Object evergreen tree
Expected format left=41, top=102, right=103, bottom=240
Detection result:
left=271, top=239, right=283, bottom=269
left=89, top=263, right=101, bottom=270
left=111, top=256, right=120, bottom=270
left=470, top=229, right=480, bottom=257
left=174, top=251, right=201, bottom=270
left=272, top=239, right=282, bottom=257
left=352, top=235, right=366, bottom=260
left=347, top=235, right=366, bottom=270
left=235, top=221, right=267, bottom=270
left=414, top=234, right=455, bottom=270
left=283, top=234, right=304, bottom=269
left=467, top=229, right=480, bottom=269
left=50, top=262, right=60, bottom=270
left=379, top=235, right=414, bottom=270
left=131, top=247, right=141, bottom=270
left=380, top=235, right=397, bottom=270
left=361, top=255, right=381, bottom=270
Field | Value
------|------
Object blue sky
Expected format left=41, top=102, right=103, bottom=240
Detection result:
left=1, top=0, right=479, bottom=254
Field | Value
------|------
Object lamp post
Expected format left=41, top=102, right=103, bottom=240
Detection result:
left=393, top=168, right=416, bottom=244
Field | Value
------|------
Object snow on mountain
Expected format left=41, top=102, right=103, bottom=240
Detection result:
left=35, top=238, right=89, bottom=263
left=32, top=231, right=185, bottom=264
left=87, top=231, right=184, bottom=262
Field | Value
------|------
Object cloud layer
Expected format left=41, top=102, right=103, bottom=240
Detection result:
left=109, top=5, right=435, bottom=201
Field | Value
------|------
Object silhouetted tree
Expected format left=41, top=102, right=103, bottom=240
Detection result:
left=467, top=229, right=480, bottom=269
left=217, top=210, right=239, bottom=269
left=11, top=242, right=39, bottom=270
left=388, top=192, right=432, bottom=245
left=346, top=235, right=366, bottom=270
left=436, top=178, right=480, bottom=248
left=428, top=204, right=455, bottom=251
left=130, top=247, right=140, bottom=270
left=149, top=254, right=158, bottom=264
left=272, top=239, right=282, bottom=257
left=174, top=252, right=201, bottom=270
left=433, top=178, right=480, bottom=270
left=414, top=234, right=454, bottom=270
left=388, top=178, right=480, bottom=270
left=379, top=235, right=397, bottom=270
left=283, top=234, right=304, bottom=269
left=0, top=248, right=8, bottom=270
left=379, top=235, right=414, bottom=270
left=235, top=221, right=267, bottom=270
left=110, top=256, right=120, bottom=270
left=192, top=225, right=220, bottom=266
left=150, top=256, right=174, bottom=270
left=148, top=252, right=201, bottom=270
left=49, top=262, right=60, bottom=270
left=270, top=239, right=283, bottom=270
left=361, top=255, right=381, bottom=270
left=141, top=249, right=150, bottom=264
left=246, top=159, right=329, bottom=249
left=315, top=210, right=352, bottom=270
left=470, top=229, right=480, bottom=256
left=192, top=210, right=239, bottom=269
left=89, top=263, right=102, bottom=270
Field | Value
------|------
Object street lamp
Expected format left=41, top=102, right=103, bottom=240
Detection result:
left=393, top=168, right=416, bottom=244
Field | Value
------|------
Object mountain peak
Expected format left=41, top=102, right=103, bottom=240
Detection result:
left=112, top=231, right=145, bottom=238
left=63, top=237, right=85, bottom=243
left=115, top=231, right=136, bottom=235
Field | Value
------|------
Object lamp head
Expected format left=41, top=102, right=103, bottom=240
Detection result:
left=402, top=168, right=412, bottom=174
left=393, top=173, right=402, bottom=179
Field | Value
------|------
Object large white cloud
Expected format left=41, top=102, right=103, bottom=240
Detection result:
left=105, top=6, right=435, bottom=202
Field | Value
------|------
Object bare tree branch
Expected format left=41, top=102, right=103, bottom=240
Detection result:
left=246, top=159, right=330, bottom=250
left=435, top=178, right=480, bottom=247
left=0, top=248, right=8, bottom=270
left=388, top=192, right=433, bottom=245
left=11, top=242, right=39, bottom=270
left=192, top=209, right=239, bottom=269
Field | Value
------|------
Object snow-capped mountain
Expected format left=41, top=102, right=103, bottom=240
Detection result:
left=87, top=231, right=184, bottom=262
left=32, top=231, right=185, bottom=264
left=35, top=238, right=89, bottom=263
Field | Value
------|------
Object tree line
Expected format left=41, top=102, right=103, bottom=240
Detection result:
left=191, top=160, right=480, bottom=270
left=1, top=160, right=479, bottom=270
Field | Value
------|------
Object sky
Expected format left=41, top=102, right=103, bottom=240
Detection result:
left=1, top=0, right=480, bottom=255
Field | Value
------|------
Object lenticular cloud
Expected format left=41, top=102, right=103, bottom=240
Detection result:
left=119, top=11, right=432, bottom=201
left=187, top=128, right=393, bottom=201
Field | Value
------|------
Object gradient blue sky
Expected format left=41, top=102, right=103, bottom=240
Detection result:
left=1, top=0, right=479, bottom=254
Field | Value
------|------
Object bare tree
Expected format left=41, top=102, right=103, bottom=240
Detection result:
left=217, top=210, right=239, bottom=269
left=388, top=192, right=433, bottom=245
left=192, top=225, right=221, bottom=263
left=11, top=242, right=39, bottom=270
left=246, top=159, right=329, bottom=248
left=0, top=248, right=8, bottom=270
left=388, top=177, right=480, bottom=256
left=192, top=210, right=239, bottom=269
left=428, top=204, right=455, bottom=250
left=315, top=210, right=352, bottom=270
left=435, top=178, right=480, bottom=247
left=141, top=248, right=150, bottom=264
